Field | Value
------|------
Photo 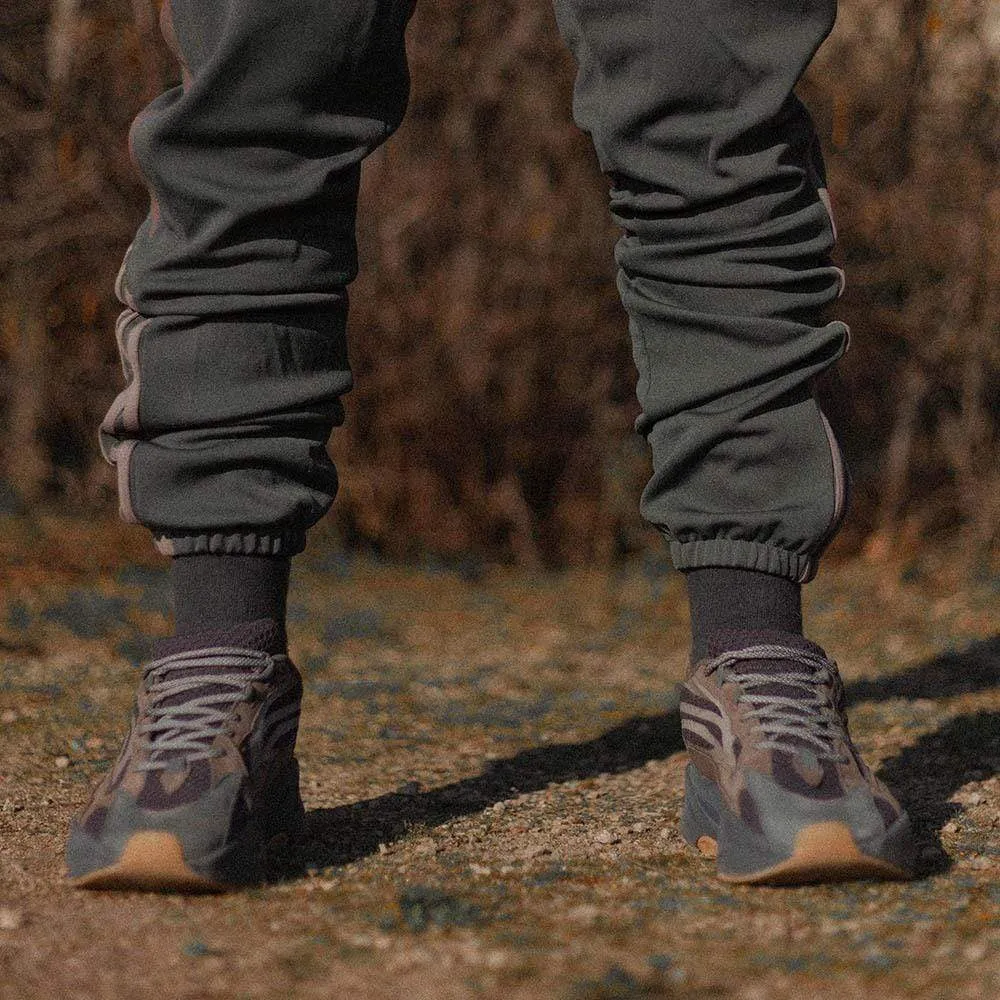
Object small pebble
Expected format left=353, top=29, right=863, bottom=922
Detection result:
left=0, top=711, right=17, bottom=725
left=515, top=844, right=551, bottom=860
left=594, top=830, right=620, bottom=845
left=963, top=942, right=988, bottom=962
left=566, top=904, right=600, bottom=924
left=54, top=756, right=70, bottom=769
left=0, top=908, right=23, bottom=931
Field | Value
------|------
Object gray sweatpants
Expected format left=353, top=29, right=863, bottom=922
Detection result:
left=101, top=0, right=850, bottom=582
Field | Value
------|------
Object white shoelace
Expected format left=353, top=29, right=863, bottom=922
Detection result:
left=134, top=647, right=273, bottom=770
left=705, top=644, right=848, bottom=762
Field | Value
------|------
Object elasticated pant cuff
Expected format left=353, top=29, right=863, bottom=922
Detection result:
left=153, top=529, right=306, bottom=558
left=669, top=538, right=817, bottom=584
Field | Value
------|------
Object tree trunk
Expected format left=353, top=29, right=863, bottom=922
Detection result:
left=3, top=267, right=49, bottom=501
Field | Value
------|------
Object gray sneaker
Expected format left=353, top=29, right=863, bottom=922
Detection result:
left=66, top=620, right=304, bottom=892
left=679, top=634, right=916, bottom=884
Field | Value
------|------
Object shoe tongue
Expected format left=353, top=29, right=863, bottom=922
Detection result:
left=145, top=619, right=282, bottom=725
left=152, top=618, right=286, bottom=660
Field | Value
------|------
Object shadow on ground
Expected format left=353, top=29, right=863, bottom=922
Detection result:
left=274, top=710, right=684, bottom=878
left=277, top=635, right=1000, bottom=880
left=845, top=634, right=1000, bottom=875
left=877, top=710, right=1000, bottom=874
left=845, top=635, right=1000, bottom=705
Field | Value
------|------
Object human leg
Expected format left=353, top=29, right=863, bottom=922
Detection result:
left=101, top=0, right=414, bottom=625
left=552, top=0, right=914, bottom=881
left=552, top=0, right=850, bottom=589
left=69, top=0, right=414, bottom=890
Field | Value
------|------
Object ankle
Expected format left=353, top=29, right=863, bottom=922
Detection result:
left=684, top=567, right=803, bottom=664
left=170, top=554, right=290, bottom=636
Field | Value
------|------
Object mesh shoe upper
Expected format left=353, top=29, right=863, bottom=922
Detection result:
left=680, top=633, right=906, bottom=837
left=74, top=621, right=302, bottom=843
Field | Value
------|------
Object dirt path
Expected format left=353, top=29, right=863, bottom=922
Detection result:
left=1, top=517, right=998, bottom=998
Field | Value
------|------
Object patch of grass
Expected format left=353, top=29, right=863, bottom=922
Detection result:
left=568, top=966, right=671, bottom=999
left=181, top=939, right=223, bottom=958
left=323, top=610, right=386, bottom=643
left=396, top=884, right=486, bottom=932
left=41, top=590, right=127, bottom=639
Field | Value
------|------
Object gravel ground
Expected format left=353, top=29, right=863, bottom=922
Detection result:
left=0, top=515, right=997, bottom=999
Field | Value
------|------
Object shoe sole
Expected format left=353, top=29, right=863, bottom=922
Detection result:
left=67, top=759, right=305, bottom=893
left=69, top=831, right=227, bottom=893
left=693, top=822, right=910, bottom=885
left=681, top=764, right=913, bottom=885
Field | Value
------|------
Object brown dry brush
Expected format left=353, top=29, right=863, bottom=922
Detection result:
left=0, top=0, right=157, bottom=508
left=0, top=0, right=996, bottom=566
left=804, top=0, right=999, bottom=558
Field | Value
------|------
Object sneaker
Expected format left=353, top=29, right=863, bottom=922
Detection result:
left=679, top=633, right=916, bottom=884
left=66, top=620, right=305, bottom=891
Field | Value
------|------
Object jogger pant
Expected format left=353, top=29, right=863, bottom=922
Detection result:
left=101, top=0, right=850, bottom=582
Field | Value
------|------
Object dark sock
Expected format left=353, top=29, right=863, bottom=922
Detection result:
left=684, top=567, right=803, bottom=664
left=170, top=554, right=290, bottom=638
left=154, top=618, right=287, bottom=659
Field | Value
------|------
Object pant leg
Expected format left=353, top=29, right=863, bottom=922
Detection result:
left=553, top=0, right=850, bottom=582
left=100, top=0, right=414, bottom=557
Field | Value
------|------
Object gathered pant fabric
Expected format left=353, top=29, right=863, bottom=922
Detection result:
left=102, top=0, right=850, bottom=581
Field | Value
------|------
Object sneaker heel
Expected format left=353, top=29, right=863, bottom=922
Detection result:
left=679, top=764, right=722, bottom=851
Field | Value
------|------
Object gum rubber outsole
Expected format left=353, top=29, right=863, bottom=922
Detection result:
left=693, top=821, right=912, bottom=886
left=67, top=759, right=306, bottom=893
left=68, top=832, right=229, bottom=893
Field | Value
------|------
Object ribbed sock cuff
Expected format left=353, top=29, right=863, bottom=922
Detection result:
left=684, top=567, right=803, bottom=665
left=171, top=554, right=290, bottom=637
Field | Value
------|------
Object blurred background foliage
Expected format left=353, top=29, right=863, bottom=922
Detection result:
left=1, top=0, right=997, bottom=567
